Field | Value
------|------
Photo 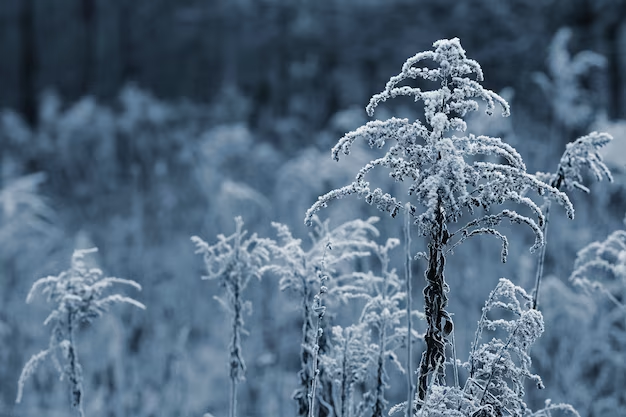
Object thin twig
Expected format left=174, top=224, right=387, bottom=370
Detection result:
left=404, top=204, right=414, bottom=417
left=532, top=200, right=551, bottom=310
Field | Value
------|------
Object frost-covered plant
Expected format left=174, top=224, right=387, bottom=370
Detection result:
left=570, top=228, right=626, bottom=310
left=396, top=278, right=578, bottom=417
left=0, top=172, right=57, bottom=258
left=337, top=237, right=411, bottom=417
left=563, top=227, right=626, bottom=414
left=265, top=216, right=379, bottom=417
left=533, top=27, right=606, bottom=132
left=191, top=216, right=273, bottom=417
left=309, top=252, right=330, bottom=417
left=546, top=132, right=613, bottom=193
left=320, top=324, right=374, bottom=417
left=305, top=38, right=573, bottom=405
left=16, top=248, right=145, bottom=417
left=464, top=278, right=544, bottom=416
left=414, top=386, right=467, bottom=417
left=532, top=132, right=612, bottom=308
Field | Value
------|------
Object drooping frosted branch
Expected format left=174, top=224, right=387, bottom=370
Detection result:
left=570, top=229, right=626, bottom=309
left=551, top=131, right=613, bottom=192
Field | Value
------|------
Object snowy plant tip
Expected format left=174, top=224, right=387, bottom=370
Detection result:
left=306, top=37, right=573, bottom=262
left=330, top=38, right=511, bottom=167
left=191, top=216, right=273, bottom=283
left=26, top=247, right=145, bottom=313
left=553, top=131, right=613, bottom=193
left=365, top=37, right=509, bottom=122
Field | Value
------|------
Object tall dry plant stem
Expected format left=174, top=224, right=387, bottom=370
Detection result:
left=404, top=205, right=414, bottom=417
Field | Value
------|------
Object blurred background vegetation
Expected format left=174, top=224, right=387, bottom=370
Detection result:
left=0, top=0, right=625, bottom=416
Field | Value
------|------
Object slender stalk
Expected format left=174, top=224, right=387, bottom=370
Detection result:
left=404, top=205, right=413, bottom=417
left=309, top=243, right=330, bottom=417
left=230, top=372, right=238, bottom=417
left=340, top=334, right=349, bottom=417
left=532, top=200, right=551, bottom=310
left=309, top=304, right=323, bottom=417
left=296, top=280, right=314, bottom=416
left=468, top=282, right=503, bottom=379
left=372, top=239, right=394, bottom=417
left=67, top=311, right=84, bottom=417
left=373, top=325, right=386, bottom=417
left=450, top=329, right=459, bottom=389
left=532, top=169, right=566, bottom=310
left=229, top=278, right=241, bottom=417
left=228, top=228, right=245, bottom=417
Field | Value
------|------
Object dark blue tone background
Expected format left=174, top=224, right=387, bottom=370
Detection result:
left=0, top=1, right=625, bottom=416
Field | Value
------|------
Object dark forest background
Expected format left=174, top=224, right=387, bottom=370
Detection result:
left=1, top=1, right=625, bottom=416
left=3, top=0, right=626, bottom=130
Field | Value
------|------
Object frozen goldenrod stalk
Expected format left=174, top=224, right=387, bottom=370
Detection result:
left=465, top=278, right=544, bottom=415
left=319, top=323, right=373, bottom=417
left=16, top=248, right=145, bottom=417
left=532, top=131, right=612, bottom=309
left=305, top=38, right=573, bottom=409
left=265, top=216, right=379, bottom=417
left=336, top=237, right=410, bottom=417
left=192, top=216, right=273, bottom=417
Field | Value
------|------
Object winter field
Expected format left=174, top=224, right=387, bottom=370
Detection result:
left=0, top=2, right=625, bottom=417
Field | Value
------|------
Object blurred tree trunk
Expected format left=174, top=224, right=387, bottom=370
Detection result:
left=591, top=0, right=626, bottom=119
left=607, top=21, right=626, bottom=119
left=221, top=2, right=238, bottom=88
left=19, top=0, right=37, bottom=127
left=80, top=0, right=95, bottom=95
left=118, top=0, right=136, bottom=83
